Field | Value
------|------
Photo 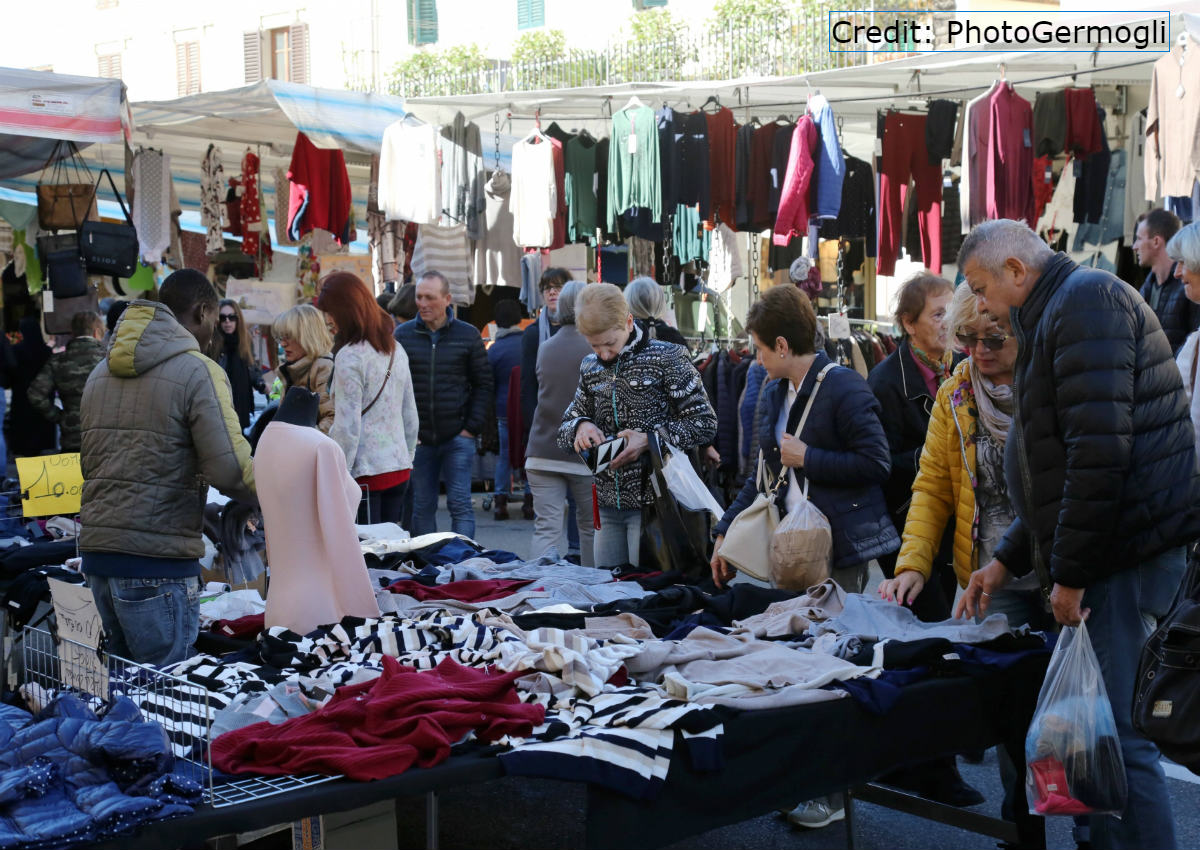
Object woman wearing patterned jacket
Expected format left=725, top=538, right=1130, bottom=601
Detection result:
left=558, top=284, right=717, bottom=568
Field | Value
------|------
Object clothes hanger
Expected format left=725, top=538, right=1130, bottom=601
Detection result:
left=619, top=95, right=646, bottom=112
left=774, top=114, right=792, bottom=125
left=700, top=94, right=721, bottom=113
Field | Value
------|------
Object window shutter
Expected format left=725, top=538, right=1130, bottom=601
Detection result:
left=518, top=0, right=544, bottom=28
left=244, top=30, right=263, bottom=83
left=407, top=0, right=438, bottom=45
left=641, top=0, right=668, bottom=6
left=176, top=42, right=201, bottom=95
left=288, top=23, right=309, bottom=84
left=97, top=54, right=122, bottom=79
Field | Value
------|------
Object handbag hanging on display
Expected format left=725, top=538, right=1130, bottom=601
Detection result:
left=79, top=169, right=138, bottom=277
left=36, top=141, right=97, bottom=231
left=44, top=287, right=100, bottom=335
left=43, top=248, right=88, bottom=299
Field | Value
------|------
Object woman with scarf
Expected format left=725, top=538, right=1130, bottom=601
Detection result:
left=214, top=299, right=267, bottom=432
left=867, top=272, right=960, bottom=622
left=878, top=279, right=1051, bottom=820
left=5, top=317, right=56, bottom=456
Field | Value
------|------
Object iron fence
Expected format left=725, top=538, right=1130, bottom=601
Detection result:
left=388, top=1, right=956, bottom=98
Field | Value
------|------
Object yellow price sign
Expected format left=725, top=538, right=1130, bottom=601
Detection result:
left=16, top=453, right=83, bottom=517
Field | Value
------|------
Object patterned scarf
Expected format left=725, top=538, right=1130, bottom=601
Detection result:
left=969, top=359, right=1014, bottom=447
left=909, top=342, right=954, bottom=387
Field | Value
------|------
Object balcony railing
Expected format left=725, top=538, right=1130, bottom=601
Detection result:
left=386, top=1, right=955, bottom=98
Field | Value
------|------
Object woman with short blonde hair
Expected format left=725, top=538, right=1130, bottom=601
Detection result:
left=272, top=304, right=336, bottom=433
left=560, top=283, right=716, bottom=568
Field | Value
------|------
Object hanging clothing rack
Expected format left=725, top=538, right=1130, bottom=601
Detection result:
left=705, top=56, right=1159, bottom=112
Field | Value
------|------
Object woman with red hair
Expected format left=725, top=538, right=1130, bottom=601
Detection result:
left=316, top=272, right=418, bottom=525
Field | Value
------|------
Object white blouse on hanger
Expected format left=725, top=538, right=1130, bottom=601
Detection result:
left=379, top=119, right=441, bottom=224
left=511, top=137, right=557, bottom=249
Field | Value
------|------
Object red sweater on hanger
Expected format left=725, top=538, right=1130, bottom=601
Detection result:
left=287, top=132, right=353, bottom=244
left=772, top=116, right=819, bottom=246
left=985, top=85, right=1036, bottom=227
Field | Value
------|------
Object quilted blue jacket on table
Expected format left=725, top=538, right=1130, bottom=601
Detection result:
left=0, top=693, right=200, bottom=849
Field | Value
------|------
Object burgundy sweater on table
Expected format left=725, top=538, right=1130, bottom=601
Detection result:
left=212, top=656, right=545, bottom=780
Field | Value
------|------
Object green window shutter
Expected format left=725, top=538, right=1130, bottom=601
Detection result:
left=407, top=0, right=438, bottom=45
left=640, top=0, right=668, bottom=6
left=517, top=0, right=544, bottom=29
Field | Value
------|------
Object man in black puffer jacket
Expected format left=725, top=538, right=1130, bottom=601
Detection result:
left=395, top=271, right=492, bottom=538
left=956, top=219, right=1200, bottom=850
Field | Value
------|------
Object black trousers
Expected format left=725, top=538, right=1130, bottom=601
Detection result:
left=358, top=481, right=409, bottom=526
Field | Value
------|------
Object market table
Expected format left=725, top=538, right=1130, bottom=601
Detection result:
left=101, top=653, right=1048, bottom=850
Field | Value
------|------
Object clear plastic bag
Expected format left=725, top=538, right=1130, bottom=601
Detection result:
left=660, top=442, right=724, bottom=520
left=768, top=478, right=832, bottom=591
left=1025, top=620, right=1127, bottom=817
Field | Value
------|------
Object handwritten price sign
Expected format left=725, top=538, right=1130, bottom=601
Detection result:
left=16, top=453, right=83, bottom=517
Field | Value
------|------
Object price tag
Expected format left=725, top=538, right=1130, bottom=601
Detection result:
left=828, top=312, right=852, bottom=340
left=17, top=452, right=84, bottom=517
left=627, top=134, right=637, bottom=155
left=697, top=295, right=711, bottom=334
left=48, top=579, right=107, bottom=699
left=42, top=290, right=53, bottom=313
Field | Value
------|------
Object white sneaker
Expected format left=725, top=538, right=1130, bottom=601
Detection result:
left=786, top=798, right=846, bottom=829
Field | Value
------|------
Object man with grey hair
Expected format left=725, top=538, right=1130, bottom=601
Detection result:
left=395, top=270, right=492, bottom=536
left=954, top=218, right=1199, bottom=850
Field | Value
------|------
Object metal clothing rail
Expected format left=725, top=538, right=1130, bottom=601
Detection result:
left=742, top=56, right=1158, bottom=111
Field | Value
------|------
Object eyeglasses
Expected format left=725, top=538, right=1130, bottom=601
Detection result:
left=955, top=332, right=1009, bottom=352
left=219, top=314, right=237, bottom=322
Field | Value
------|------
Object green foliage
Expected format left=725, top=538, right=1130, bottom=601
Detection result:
left=709, top=0, right=798, bottom=29
left=611, top=9, right=689, bottom=83
left=387, top=44, right=490, bottom=96
left=511, top=29, right=567, bottom=65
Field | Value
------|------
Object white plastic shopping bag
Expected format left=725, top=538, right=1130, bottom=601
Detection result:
left=659, top=442, right=724, bottom=520
left=1025, top=620, right=1127, bottom=817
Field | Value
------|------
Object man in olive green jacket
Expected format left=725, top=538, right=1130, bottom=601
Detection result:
left=79, top=270, right=257, bottom=666
left=27, top=310, right=105, bottom=453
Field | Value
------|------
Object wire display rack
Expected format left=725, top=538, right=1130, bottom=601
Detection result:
left=21, top=626, right=340, bottom=808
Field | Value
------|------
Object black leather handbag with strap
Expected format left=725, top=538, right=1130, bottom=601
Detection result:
left=1132, top=551, right=1200, bottom=774
left=79, top=168, right=138, bottom=277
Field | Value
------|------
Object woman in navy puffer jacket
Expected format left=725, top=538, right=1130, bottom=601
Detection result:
left=712, top=285, right=899, bottom=593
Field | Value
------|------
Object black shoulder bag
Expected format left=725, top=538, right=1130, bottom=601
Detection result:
left=79, top=168, right=138, bottom=277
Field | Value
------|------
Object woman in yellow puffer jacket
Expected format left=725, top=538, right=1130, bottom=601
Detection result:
left=878, top=283, right=1052, bottom=632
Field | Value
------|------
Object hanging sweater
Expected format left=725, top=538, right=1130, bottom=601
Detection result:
left=379, top=119, right=440, bottom=224
left=474, top=170, right=521, bottom=288
left=772, top=116, right=819, bottom=246
left=511, top=138, right=557, bottom=248
left=410, top=224, right=474, bottom=306
left=287, top=132, right=352, bottom=243
left=438, top=111, right=485, bottom=238
left=608, top=105, right=662, bottom=232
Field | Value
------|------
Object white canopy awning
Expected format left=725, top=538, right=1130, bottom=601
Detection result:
left=0, top=67, right=129, bottom=179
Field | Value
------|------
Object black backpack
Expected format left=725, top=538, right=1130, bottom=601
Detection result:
left=1132, top=553, right=1200, bottom=774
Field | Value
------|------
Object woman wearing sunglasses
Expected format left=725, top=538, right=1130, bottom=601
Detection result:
left=879, top=282, right=1050, bottom=631
left=214, top=299, right=267, bottom=432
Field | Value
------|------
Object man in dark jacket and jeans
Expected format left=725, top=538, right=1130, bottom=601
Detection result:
left=956, top=219, right=1200, bottom=850
left=1134, top=207, right=1198, bottom=354
left=395, top=270, right=492, bottom=537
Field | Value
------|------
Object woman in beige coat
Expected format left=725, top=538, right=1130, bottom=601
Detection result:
left=272, top=304, right=335, bottom=433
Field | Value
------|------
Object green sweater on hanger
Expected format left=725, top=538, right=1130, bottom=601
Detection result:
left=607, top=106, right=661, bottom=233
left=565, top=135, right=599, bottom=243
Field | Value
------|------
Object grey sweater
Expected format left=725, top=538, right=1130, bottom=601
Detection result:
left=528, top=324, right=594, bottom=467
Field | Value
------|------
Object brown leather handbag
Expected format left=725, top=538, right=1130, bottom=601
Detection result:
left=36, top=141, right=97, bottom=231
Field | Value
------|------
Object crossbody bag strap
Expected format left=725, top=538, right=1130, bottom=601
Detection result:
left=361, top=348, right=396, bottom=416
left=89, top=168, right=132, bottom=225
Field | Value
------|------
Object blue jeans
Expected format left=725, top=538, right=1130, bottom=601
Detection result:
left=494, top=418, right=530, bottom=498
left=594, top=507, right=642, bottom=568
left=1081, top=547, right=1184, bottom=850
left=412, top=435, right=476, bottom=538
left=89, top=575, right=200, bottom=667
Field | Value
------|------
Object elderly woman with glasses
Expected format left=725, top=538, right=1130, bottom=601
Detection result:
left=878, top=282, right=1050, bottom=631
left=214, top=299, right=267, bottom=432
